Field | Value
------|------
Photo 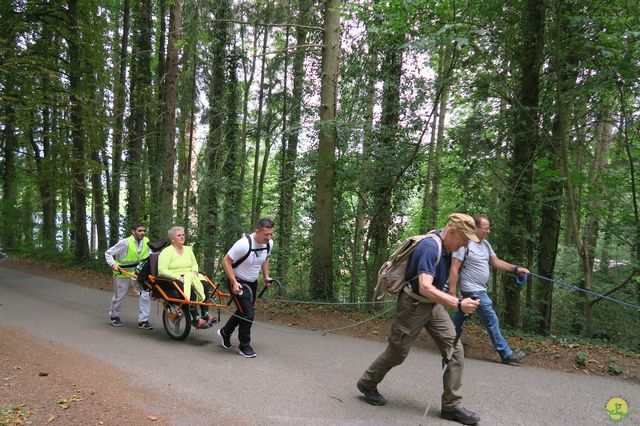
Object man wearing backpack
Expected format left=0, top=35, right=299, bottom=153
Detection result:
left=357, top=213, right=481, bottom=425
left=448, top=214, right=529, bottom=365
left=105, top=222, right=152, bottom=330
left=217, top=217, right=274, bottom=358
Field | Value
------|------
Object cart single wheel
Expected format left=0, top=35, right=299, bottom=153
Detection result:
left=162, top=304, right=191, bottom=340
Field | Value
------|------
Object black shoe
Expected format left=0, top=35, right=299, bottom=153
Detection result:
left=441, top=407, right=481, bottom=425
left=217, top=328, right=232, bottom=349
left=110, top=317, right=123, bottom=327
left=137, top=321, right=153, bottom=330
left=238, top=346, right=256, bottom=358
left=502, top=350, right=526, bottom=364
left=356, top=380, right=387, bottom=406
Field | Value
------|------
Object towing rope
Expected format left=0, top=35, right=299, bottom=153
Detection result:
left=529, top=272, right=640, bottom=311
left=220, top=304, right=397, bottom=334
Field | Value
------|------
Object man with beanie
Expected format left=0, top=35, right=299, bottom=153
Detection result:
left=356, top=213, right=481, bottom=425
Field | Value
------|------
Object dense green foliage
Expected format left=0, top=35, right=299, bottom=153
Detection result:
left=1, top=0, right=639, bottom=349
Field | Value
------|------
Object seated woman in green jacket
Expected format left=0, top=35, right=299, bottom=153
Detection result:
left=158, top=226, right=215, bottom=328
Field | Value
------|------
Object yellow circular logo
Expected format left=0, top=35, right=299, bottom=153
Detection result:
left=605, top=397, right=628, bottom=422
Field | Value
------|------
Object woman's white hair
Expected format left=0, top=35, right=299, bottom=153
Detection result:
left=168, top=226, right=184, bottom=240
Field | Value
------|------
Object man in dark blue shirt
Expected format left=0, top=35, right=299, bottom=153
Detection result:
left=357, top=213, right=481, bottom=425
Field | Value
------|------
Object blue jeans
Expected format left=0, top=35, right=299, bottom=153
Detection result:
left=453, top=290, right=513, bottom=361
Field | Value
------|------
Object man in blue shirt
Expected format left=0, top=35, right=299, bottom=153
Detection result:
left=357, top=213, right=481, bottom=425
left=448, top=214, right=529, bottom=364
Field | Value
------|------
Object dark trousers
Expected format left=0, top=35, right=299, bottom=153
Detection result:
left=222, top=279, right=257, bottom=349
left=188, top=280, right=213, bottom=319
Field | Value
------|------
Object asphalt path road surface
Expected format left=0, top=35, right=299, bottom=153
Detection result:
left=0, top=267, right=636, bottom=425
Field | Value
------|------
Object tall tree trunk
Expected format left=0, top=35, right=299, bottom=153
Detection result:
left=420, top=93, right=439, bottom=234
left=148, top=0, right=167, bottom=238
left=66, top=0, right=89, bottom=261
left=581, top=102, right=614, bottom=335
left=221, top=45, right=243, bottom=253
left=255, top=68, right=276, bottom=221
left=1, top=18, right=17, bottom=250
left=40, top=102, right=57, bottom=247
left=276, top=0, right=312, bottom=282
left=502, top=0, right=545, bottom=327
left=534, top=0, right=579, bottom=334
left=126, top=0, right=152, bottom=227
left=158, top=0, right=181, bottom=233
left=176, top=0, right=201, bottom=226
left=90, top=148, right=107, bottom=252
left=352, top=33, right=377, bottom=301
left=310, top=0, right=340, bottom=300
left=428, top=78, right=449, bottom=228
left=366, top=31, right=404, bottom=301
left=238, top=22, right=259, bottom=228
left=250, top=14, right=270, bottom=227
left=109, top=0, right=130, bottom=246
left=198, top=0, right=230, bottom=272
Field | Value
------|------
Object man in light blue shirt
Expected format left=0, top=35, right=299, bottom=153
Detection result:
left=448, top=215, right=529, bottom=364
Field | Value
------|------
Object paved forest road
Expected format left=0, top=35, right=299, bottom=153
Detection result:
left=0, top=267, right=636, bottom=425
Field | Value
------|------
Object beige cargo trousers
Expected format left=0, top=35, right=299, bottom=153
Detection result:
left=359, top=290, right=464, bottom=410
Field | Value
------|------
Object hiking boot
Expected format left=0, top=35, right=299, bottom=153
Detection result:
left=110, top=317, right=123, bottom=327
left=502, top=350, right=526, bottom=364
left=217, top=328, right=232, bottom=349
left=356, top=380, right=387, bottom=406
left=238, top=346, right=257, bottom=358
left=441, top=407, right=481, bottom=425
left=137, top=321, right=153, bottom=330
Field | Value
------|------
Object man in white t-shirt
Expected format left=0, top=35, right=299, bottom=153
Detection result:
left=217, top=218, right=274, bottom=358
left=448, top=214, right=529, bottom=364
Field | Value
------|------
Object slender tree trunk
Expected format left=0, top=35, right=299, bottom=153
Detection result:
left=255, top=68, right=276, bottom=220
left=250, top=16, right=270, bottom=227
left=428, top=80, right=449, bottom=228
left=221, top=45, right=243, bottom=252
left=238, top=23, right=259, bottom=227
left=158, top=0, right=181, bottom=232
left=420, top=93, right=439, bottom=234
left=66, top=0, right=89, bottom=261
left=148, top=0, right=167, bottom=238
left=176, top=0, right=201, bottom=225
left=109, top=0, right=130, bottom=245
left=310, top=0, right=340, bottom=300
left=198, top=0, right=230, bottom=272
left=581, top=102, right=614, bottom=335
left=277, top=0, right=312, bottom=282
left=126, top=0, right=152, bottom=227
left=352, top=36, right=376, bottom=302
left=91, top=148, right=107, bottom=252
left=366, top=31, right=404, bottom=301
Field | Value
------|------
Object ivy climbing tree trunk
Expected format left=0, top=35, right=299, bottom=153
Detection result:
left=501, top=0, right=545, bottom=327
left=533, top=0, right=579, bottom=334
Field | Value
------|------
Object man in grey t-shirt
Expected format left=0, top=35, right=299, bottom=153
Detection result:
left=448, top=215, right=529, bottom=364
